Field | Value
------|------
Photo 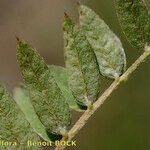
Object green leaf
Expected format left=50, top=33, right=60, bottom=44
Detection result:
left=78, top=5, right=126, bottom=79
left=49, top=65, right=85, bottom=112
left=14, top=87, right=51, bottom=142
left=115, top=0, right=150, bottom=50
left=0, top=85, right=41, bottom=150
left=17, top=40, right=71, bottom=137
left=63, top=14, right=100, bottom=107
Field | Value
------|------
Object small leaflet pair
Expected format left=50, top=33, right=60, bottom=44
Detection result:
left=65, top=0, right=150, bottom=108
left=63, top=5, right=126, bottom=108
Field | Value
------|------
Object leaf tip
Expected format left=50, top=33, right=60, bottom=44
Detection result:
left=64, top=12, right=69, bottom=18
left=16, top=36, right=20, bottom=43
left=63, top=12, right=74, bottom=32
left=77, top=4, right=86, bottom=17
left=76, top=1, right=81, bottom=7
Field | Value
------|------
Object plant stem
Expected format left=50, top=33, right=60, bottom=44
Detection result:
left=55, top=47, right=150, bottom=150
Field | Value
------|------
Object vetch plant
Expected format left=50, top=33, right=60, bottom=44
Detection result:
left=0, top=0, right=150, bottom=150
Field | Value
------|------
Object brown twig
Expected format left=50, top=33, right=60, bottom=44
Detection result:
left=55, top=47, right=150, bottom=150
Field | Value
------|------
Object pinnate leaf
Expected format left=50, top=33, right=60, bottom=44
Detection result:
left=115, top=0, right=150, bottom=50
left=78, top=5, right=126, bottom=79
left=63, top=14, right=100, bottom=107
left=17, top=40, right=71, bottom=136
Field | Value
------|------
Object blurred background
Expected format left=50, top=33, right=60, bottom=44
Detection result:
left=0, top=0, right=150, bottom=150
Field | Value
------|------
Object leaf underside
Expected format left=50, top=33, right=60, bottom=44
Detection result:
left=78, top=5, right=126, bottom=79
left=115, top=0, right=150, bottom=50
left=17, top=40, right=71, bottom=135
left=63, top=15, right=101, bottom=107
left=14, top=87, right=52, bottom=142
left=0, top=85, right=41, bottom=150
left=49, top=65, right=85, bottom=112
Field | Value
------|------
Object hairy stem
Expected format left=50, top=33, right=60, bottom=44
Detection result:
left=55, top=47, right=150, bottom=150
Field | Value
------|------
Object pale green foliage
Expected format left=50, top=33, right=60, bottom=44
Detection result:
left=49, top=65, right=85, bottom=112
left=0, top=85, right=41, bottom=150
left=63, top=14, right=101, bottom=107
left=78, top=5, right=126, bottom=79
left=115, top=0, right=150, bottom=50
left=17, top=40, right=71, bottom=135
left=14, top=87, right=51, bottom=142
left=4, top=1, right=150, bottom=147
